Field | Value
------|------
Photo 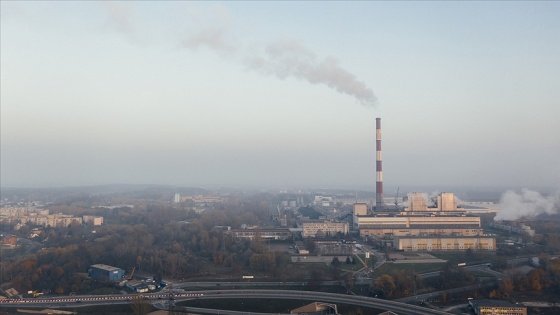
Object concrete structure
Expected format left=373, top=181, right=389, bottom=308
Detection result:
left=355, top=191, right=495, bottom=251
left=228, top=228, right=292, bottom=241
left=1, top=207, right=82, bottom=227
left=126, top=280, right=149, bottom=293
left=395, top=236, right=496, bottom=251
left=83, top=215, right=103, bottom=226
left=353, top=203, right=368, bottom=229
left=376, top=117, right=383, bottom=209
left=302, top=220, right=349, bottom=238
left=181, top=195, right=223, bottom=204
left=357, top=214, right=483, bottom=237
left=174, top=193, right=181, bottom=203
left=313, top=196, right=334, bottom=207
left=406, top=192, right=459, bottom=213
left=438, top=192, right=457, bottom=211
left=408, top=193, right=429, bottom=211
left=291, top=302, right=338, bottom=314
left=89, top=264, right=124, bottom=281
left=469, top=299, right=527, bottom=315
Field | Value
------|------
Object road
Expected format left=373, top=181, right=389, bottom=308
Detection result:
left=2, top=289, right=452, bottom=315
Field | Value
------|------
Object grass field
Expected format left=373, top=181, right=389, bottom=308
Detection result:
left=372, top=262, right=446, bottom=277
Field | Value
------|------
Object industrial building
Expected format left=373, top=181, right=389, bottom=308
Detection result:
left=469, top=299, right=527, bottom=315
left=228, top=228, right=292, bottom=241
left=395, top=236, right=496, bottom=251
left=302, top=220, right=349, bottom=238
left=352, top=203, right=368, bottom=229
left=355, top=192, right=483, bottom=238
left=353, top=118, right=495, bottom=251
left=89, top=264, right=124, bottom=281
left=83, top=215, right=103, bottom=226
left=406, top=192, right=459, bottom=213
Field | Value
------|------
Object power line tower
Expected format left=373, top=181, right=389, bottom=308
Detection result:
left=167, top=283, right=175, bottom=314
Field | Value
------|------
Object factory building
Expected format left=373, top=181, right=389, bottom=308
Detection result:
left=228, top=228, right=292, bottom=241
left=302, top=220, right=349, bottom=238
left=356, top=198, right=483, bottom=238
left=353, top=118, right=495, bottom=251
left=89, top=264, right=124, bottom=281
left=395, top=236, right=496, bottom=251
left=469, top=299, right=527, bottom=315
left=405, top=192, right=462, bottom=214
left=352, top=203, right=368, bottom=229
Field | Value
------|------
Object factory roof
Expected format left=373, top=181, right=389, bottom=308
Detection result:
left=395, top=235, right=494, bottom=240
left=469, top=299, right=518, bottom=308
left=91, top=264, right=123, bottom=272
left=359, top=224, right=481, bottom=229
left=229, top=228, right=291, bottom=232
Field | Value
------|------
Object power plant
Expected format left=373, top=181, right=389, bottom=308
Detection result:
left=352, top=117, right=496, bottom=252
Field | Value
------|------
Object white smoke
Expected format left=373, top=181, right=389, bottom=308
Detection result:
left=495, top=188, right=560, bottom=221
left=99, top=2, right=138, bottom=43
left=181, top=26, right=237, bottom=54
left=182, top=30, right=377, bottom=106
left=244, top=39, right=377, bottom=106
left=98, top=4, right=379, bottom=106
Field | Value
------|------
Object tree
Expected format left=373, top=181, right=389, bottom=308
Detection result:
left=344, top=273, right=356, bottom=292
left=331, top=257, right=340, bottom=268
left=130, top=296, right=152, bottom=315
left=308, top=270, right=323, bottom=290
left=498, top=279, right=515, bottom=300
left=527, top=268, right=547, bottom=291
left=372, top=274, right=396, bottom=298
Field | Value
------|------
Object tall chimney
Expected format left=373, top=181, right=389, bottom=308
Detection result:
left=376, top=117, right=383, bottom=209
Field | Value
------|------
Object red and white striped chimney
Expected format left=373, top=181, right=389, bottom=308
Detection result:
left=376, top=117, right=383, bottom=209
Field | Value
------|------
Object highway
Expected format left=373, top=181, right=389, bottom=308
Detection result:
left=1, top=289, right=452, bottom=315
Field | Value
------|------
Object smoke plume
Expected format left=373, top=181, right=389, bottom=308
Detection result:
left=245, top=39, right=378, bottom=106
left=182, top=27, right=378, bottom=106
left=495, top=188, right=560, bottom=221
left=182, top=27, right=237, bottom=54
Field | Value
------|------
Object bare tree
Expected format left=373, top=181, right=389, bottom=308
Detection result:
left=130, top=296, right=152, bottom=315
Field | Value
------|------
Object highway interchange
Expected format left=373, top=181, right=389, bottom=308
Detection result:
left=0, top=244, right=516, bottom=314
left=1, top=289, right=453, bottom=315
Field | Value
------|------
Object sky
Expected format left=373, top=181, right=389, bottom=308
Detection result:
left=1, top=1, right=559, bottom=191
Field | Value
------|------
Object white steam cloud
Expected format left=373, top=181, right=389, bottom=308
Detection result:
left=495, top=189, right=560, bottom=221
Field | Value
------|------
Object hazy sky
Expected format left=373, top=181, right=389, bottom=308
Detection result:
left=1, top=1, right=559, bottom=190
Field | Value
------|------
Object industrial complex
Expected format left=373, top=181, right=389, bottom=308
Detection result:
left=351, top=118, right=496, bottom=251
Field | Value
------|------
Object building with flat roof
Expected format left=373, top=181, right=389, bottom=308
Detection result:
left=354, top=192, right=495, bottom=251
left=357, top=214, right=482, bottom=237
left=353, top=203, right=368, bottom=229
left=469, top=299, right=526, bottom=315
left=228, top=228, right=292, bottom=241
left=395, top=236, right=496, bottom=251
left=89, top=264, right=124, bottom=281
left=302, top=220, right=349, bottom=238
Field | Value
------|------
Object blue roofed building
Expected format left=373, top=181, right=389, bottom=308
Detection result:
left=89, top=264, right=124, bottom=281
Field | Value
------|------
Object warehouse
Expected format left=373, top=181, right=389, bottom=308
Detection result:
left=89, top=264, right=124, bottom=281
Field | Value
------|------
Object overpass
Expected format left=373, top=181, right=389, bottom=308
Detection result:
left=2, top=289, right=451, bottom=315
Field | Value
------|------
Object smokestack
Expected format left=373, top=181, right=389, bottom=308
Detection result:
left=376, top=117, right=383, bottom=209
